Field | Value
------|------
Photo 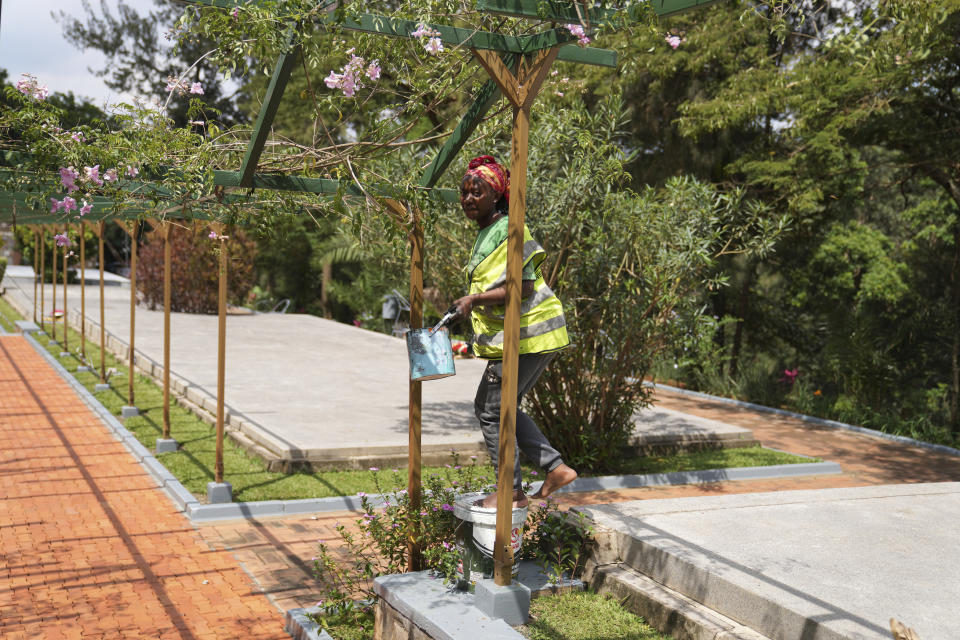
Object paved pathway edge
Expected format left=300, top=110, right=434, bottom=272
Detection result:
left=647, top=381, right=960, bottom=458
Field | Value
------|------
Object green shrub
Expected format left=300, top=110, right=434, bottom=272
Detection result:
left=0, top=256, right=7, bottom=283
left=136, top=224, right=257, bottom=314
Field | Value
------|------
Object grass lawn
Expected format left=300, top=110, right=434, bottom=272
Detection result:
left=519, top=591, right=671, bottom=640
left=1, top=293, right=815, bottom=503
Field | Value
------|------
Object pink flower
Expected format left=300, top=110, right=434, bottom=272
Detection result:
left=190, top=82, right=204, bottom=95
left=71, top=131, right=85, bottom=143
left=62, top=197, right=77, bottom=213
left=779, top=368, right=799, bottom=384
left=324, top=71, right=343, bottom=89
left=84, top=165, right=103, bottom=187
left=208, top=231, right=218, bottom=239
left=366, top=61, right=381, bottom=81
left=231, top=7, right=239, bottom=19
left=80, top=200, right=92, bottom=217
left=126, top=165, right=139, bottom=178
left=54, top=233, right=71, bottom=247
left=441, top=503, right=453, bottom=511
left=103, top=168, right=118, bottom=183
left=59, top=166, right=79, bottom=192
left=665, top=35, right=682, bottom=49
left=34, top=85, right=50, bottom=100
left=565, top=24, right=591, bottom=45
left=50, top=198, right=62, bottom=214
left=424, top=37, right=444, bottom=55
left=369, top=467, right=379, bottom=472
left=410, top=24, right=430, bottom=38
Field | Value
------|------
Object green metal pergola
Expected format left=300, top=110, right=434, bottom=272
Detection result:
left=1, top=0, right=722, bottom=587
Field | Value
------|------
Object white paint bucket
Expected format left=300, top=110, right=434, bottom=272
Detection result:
left=453, top=492, right=528, bottom=558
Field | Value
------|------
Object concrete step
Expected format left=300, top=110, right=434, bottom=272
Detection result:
left=576, top=484, right=960, bottom=640
left=585, top=562, right=772, bottom=640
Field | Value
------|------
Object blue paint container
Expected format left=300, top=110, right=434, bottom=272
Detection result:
left=406, top=327, right=456, bottom=381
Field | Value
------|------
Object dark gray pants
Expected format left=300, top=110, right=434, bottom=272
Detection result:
left=474, top=352, right=563, bottom=491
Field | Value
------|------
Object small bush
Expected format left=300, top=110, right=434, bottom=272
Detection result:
left=0, top=257, right=7, bottom=283
left=310, top=458, right=594, bottom=632
left=137, top=224, right=256, bottom=314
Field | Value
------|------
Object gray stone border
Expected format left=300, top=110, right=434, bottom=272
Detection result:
left=284, top=606, right=334, bottom=640
left=646, top=381, right=960, bottom=458
left=23, top=326, right=842, bottom=524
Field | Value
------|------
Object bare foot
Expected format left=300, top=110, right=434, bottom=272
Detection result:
left=478, top=491, right=528, bottom=509
left=531, top=464, right=578, bottom=499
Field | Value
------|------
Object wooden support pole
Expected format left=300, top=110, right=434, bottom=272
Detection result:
left=128, top=221, right=139, bottom=405
left=80, top=223, right=86, bottom=360
left=162, top=222, right=172, bottom=439
left=39, top=227, right=45, bottom=333
left=32, top=228, right=39, bottom=324
left=214, top=223, right=227, bottom=484
left=471, top=47, right=558, bottom=586
left=407, top=204, right=424, bottom=572
left=51, top=229, right=58, bottom=343
left=98, top=221, right=106, bottom=384
left=63, top=237, right=68, bottom=352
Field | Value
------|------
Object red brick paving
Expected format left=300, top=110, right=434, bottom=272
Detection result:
left=4, top=331, right=960, bottom=638
left=0, top=336, right=287, bottom=640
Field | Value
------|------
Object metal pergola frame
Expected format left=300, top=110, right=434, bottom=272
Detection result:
left=1, top=0, right=722, bottom=586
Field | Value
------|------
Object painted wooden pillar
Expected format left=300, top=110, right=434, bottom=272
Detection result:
left=51, top=228, right=58, bottom=343
left=80, top=222, right=86, bottom=361
left=472, top=46, right=558, bottom=586
left=408, top=205, right=424, bottom=571
left=62, top=236, right=68, bottom=352
left=39, top=227, right=46, bottom=333
left=214, top=223, right=228, bottom=484
left=162, top=221, right=172, bottom=440
left=97, top=221, right=107, bottom=384
left=31, top=228, right=39, bottom=325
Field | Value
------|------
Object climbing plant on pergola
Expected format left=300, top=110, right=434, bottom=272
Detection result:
left=1, top=0, right=728, bottom=585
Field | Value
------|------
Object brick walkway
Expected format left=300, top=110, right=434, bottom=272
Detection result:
left=0, top=336, right=287, bottom=640
left=4, top=330, right=960, bottom=638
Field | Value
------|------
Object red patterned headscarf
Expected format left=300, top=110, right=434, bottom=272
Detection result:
left=464, top=155, right=510, bottom=203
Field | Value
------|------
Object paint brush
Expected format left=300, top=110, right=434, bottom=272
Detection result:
left=431, top=305, right=461, bottom=333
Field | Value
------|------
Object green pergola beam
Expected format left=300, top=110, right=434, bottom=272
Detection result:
left=475, top=0, right=724, bottom=25
left=240, top=37, right=302, bottom=188
left=419, top=55, right=517, bottom=189
left=211, top=170, right=459, bottom=203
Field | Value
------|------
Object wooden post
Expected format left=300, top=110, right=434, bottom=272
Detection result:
left=51, top=229, right=58, bottom=343
left=214, top=223, right=227, bottom=484
left=408, top=205, right=424, bottom=571
left=162, top=222, right=172, bottom=439
left=97, top=221, right=106, bottom=384
left=32, top=228, right=39, bottom=325
left=62, top=237, right=68, bottom=352
left=471, top=47, right=558, bottom=586
left=120, top=221, right=140, bottom=405
left=39, top=227, right=45, bottom=333
left=80, top=222, right=86, bottom=360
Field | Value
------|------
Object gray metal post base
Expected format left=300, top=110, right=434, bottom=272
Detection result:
left=76, top=365, right=92, bottom=373
left=94, top=383, right=110, bottom=392
left=155, top=438, right=178, bottom=454
left=475, top=578, right=531, bottom=626
left=121, top=405, right=139, bottom=418
left=207, top=481, right=233, bottom=504
left=59, top=352, right=71, bottom=358
left=14, top=320, right=40, bottom=334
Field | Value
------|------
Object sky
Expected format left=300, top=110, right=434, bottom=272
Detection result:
left=0, top=0, right=162, bottom=108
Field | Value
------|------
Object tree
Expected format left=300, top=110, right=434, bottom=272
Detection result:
left=674, top=0, right=960, bottom=436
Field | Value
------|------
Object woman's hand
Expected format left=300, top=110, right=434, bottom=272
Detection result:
left=452, top=295, right=474, bottom=318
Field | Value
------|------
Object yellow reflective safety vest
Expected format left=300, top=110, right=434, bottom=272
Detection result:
left=468, top=222, right=569, bottom=360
